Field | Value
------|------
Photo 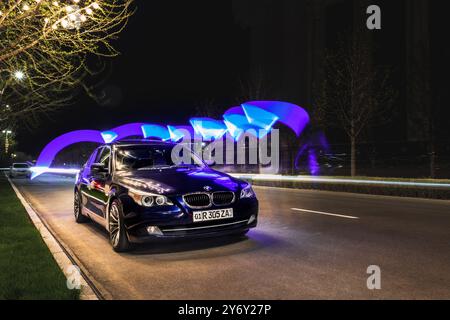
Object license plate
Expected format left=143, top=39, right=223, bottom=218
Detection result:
left=193, top=208, right=234, bottom=223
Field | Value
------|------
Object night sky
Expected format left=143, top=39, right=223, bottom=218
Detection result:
left=18, top=0, right=247, bottom=156
left=16, top=0, right=450, bottom=159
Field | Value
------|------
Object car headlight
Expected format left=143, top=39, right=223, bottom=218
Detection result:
left=128, top=190, right=173, bottom=207
left=240, top=184, right=256, bottom=199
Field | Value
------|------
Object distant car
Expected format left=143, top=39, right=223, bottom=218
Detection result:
left=74, top=140, right=259, bottom=252
left=9, top=163, right=31, bottom=178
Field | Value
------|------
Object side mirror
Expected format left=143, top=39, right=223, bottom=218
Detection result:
left=204, top=159, right=216, bottom=167
left=91, top=163, right=108, bottom=173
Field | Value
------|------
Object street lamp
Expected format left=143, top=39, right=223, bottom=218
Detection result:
left=13, top=70, right=25, bottom=81
left=2, top=130, right=12, bottom=155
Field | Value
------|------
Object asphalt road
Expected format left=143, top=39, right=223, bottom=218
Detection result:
left=12, top=175, right=450, bottom=299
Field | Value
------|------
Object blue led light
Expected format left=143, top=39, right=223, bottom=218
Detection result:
left=101, top=131, right=118, bottom=143
left=33, top=101, right=311, bottom=180
left=243, top=101, right=310, bottom=136
left=141, top=124, right=170, bottom=140
left=223, top=118, right=244, bottom=141
left=241, top=104, right=279, bottom=131
left=223, top=113, right=271, bottom=141
left=167, top=125, right=196, bottom=142
left=189, top=118, right=228, bottom=141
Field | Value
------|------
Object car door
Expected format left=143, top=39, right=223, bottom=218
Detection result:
left=80, top=147, right=100, bottom=215
left=86, top=146, right=112, bottom=218
left=79, top=147, right=110, bottom=217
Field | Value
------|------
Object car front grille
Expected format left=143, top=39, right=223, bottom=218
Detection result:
left=183, top=191, right=236, bottom=209
left=212, top=191, right=235, bottom=206
left=183, top=193, right=211, bottom=208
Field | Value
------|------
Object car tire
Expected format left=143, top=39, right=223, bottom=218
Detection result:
left=74, top=191, right=89, bottom=223
left=108, top=199, right=132, bottom=252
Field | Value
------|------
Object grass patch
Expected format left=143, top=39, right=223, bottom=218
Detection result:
left=0, top=176, right=79, bottom=300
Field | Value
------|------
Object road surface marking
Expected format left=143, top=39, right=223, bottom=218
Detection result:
left=291, top=208, right=359, bottom=220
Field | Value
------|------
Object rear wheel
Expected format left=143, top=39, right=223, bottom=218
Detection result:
left=108, top=200, right=131, bottom=252
left=74, top=191, right=89, bottom=223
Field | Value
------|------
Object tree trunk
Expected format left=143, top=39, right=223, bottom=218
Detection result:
left=351, top=136, right=356, bottom=177
left=429, top=142, right=436, bottom=179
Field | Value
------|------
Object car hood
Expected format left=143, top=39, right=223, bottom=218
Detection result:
left=114, top=167, right=242, bottom=195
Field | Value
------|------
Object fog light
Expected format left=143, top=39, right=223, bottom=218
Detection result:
left=147, top=226, right=163, bottom=236
left=248, top=214, right=256, bottom=225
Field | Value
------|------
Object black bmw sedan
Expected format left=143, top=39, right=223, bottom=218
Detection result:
left=74, top=140, right=258, bottom=252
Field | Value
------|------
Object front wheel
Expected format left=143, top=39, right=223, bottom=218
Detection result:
left=108, top=200, right=132, bottom=252
left=74, top=191, right=89, bottom=223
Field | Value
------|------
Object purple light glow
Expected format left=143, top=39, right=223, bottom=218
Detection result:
left=141, top=124, right=170, bottom=140
left=241, top=103, right=279, bottom=130
left=168, top=125, right=196, bottom=142
left=33, top=101, right=312, bottom=179
left=244, top=101, right=310, bottom=136
left=308, top=148, right=320, bottom=176
left=35, top=130, right=104, bottom=169
left=190, top=118, right=228, bottom=141
left=110, top=123, right=147, bottom=141
left=223, top=113, right=269, bottom=140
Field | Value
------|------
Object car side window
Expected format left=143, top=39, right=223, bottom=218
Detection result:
left=86, top=148, right=100, bottom=169
left=95, top=147, right=111, bottom=171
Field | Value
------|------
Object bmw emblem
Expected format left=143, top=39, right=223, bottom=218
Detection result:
left=203, top=186, right=212, bottom=192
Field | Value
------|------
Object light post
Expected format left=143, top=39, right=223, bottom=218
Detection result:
left=1, top=68, right=26, bottom=101
left=13, top=70, right=25, bottom=81
left=0, top=69, right=25, bottom=124
left=2, top=130, right=12, bottom=155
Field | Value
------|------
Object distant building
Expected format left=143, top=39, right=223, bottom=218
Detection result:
left=232, top=0, right=447, bottom=145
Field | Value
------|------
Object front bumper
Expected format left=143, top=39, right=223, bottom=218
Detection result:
left=123, top=196, right=259, bottom=243
left=10, top=171, right=31, bottom=177
left=129, top=217, right=257, bottom=243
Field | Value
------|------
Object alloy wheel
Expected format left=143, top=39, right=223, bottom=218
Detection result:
left=74, top=192, right=80, bottom=219
left=109, top=204, right=121, bottom=247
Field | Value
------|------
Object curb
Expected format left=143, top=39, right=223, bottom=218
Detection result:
left=8, top=178, right=101, bottom=300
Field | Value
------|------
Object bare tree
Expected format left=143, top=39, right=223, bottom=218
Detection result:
left=236, top=66, right=267, bottom=103
left=314, top=31, right=395, bottom=176
left=0, top=0, right=134, bottom=130
left=195, top=98, right=225, bottom=119
left=408, top=43, right=436, bottom=178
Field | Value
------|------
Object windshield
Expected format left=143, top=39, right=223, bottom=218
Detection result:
left=115, top=144, right=204, bottom=171
left=13, top=163, right=29, bottom=169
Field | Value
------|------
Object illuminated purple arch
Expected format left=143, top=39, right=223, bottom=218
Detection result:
left=223, top=101, right=310, bottom=139
left=32, top=101, right=310, bottom=178
left=109, top=123, right=146, bottom=141
left=168, top=125, right=196, bottom=142
left=190, top=118, right=228, bottom=141
left=223, top=107, right=270, bottom=140
left=141, top=124, right=170, bottom=140
left=33, top=123, right=172, bottom=177
left=242, top=101, right=310, bottom=136
left=35, top=130, right=105, bottom=169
